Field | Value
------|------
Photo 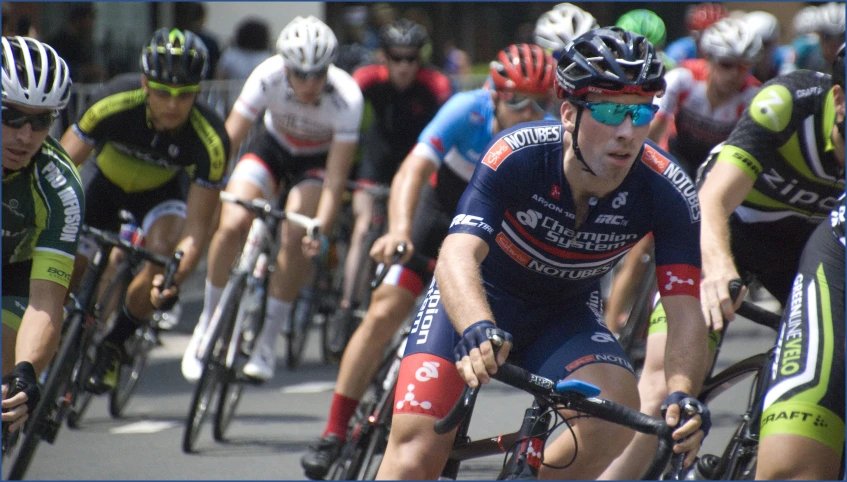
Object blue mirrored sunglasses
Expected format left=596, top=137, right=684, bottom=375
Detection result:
left=571, top=100, right=659, bottom=127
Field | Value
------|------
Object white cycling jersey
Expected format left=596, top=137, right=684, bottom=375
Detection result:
left=234, top=55, right=364, bottom=156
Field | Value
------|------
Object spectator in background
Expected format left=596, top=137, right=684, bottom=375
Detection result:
left=215, top=18, right=272, bottom=80
left=665, top=2, right=728, bottom=64
left=47, top=3, right=107, bottom=83
left=175, top=2, right=220, bottom=79
left=362, top=3, right=396, bottom=51
left=2, top=3, right=14, bottom=36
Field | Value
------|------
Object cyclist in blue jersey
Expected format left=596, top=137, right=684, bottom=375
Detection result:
left=301, top=44, right=555, bottom=479
left=376, top=28, right=711, bottom=480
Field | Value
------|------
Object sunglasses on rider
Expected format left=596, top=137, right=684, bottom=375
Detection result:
left=1, top=105, right=58, bottom=131
left=570, top=100, right=659, bottom=127
left=716, top=60, right=751, bottom=72
left=290, top=68, right=329, bottom=80
left=503, top=92, right=549, bottom=113
left=147, top=81, right=200, bottom=100
left=387, top=51, right=420, bottom=64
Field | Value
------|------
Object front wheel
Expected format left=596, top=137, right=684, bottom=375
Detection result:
left=109, top=327, right=154, bottom=418
left=182, top=273, right=245, bottom=453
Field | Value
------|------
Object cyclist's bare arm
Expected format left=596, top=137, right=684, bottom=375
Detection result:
left=151, top=183, right=219, bottom=307
left=698, top=160, right=754, bottom=329
left=223, top=109, right=254, bottom=158
left=661, top=294, right=710, bottom=465
left=59, top=128, right=96, bottom=168
left=647, top=112, right=670, bottom=144
left=15, top=279, right=67, bottom=375
left=371, top=152, right=437, bottom=264
left=314, top=139, right=357, bottom=234
left=436, top=233, right=509, bottom=388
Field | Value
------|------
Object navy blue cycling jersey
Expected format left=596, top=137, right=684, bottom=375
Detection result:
left=448, top=120, right=703, bottom=303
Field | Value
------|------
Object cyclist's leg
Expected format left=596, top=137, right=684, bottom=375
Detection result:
left=340, top=189, right=375, bottom=309
left=244, top=178, right=321, bottom=379
left=376, top=280, right=466, bottom=480
left=604, top=235, right=654, bottom=334
left=600, top=298, right=720, bottom=480
left=513, top=288, right=640, bottom=479
left=756, top=220, right=845, bottom=480
left=182, top=148, right=276, bottom=380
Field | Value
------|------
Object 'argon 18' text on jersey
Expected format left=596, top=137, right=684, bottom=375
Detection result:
left=448, top=120, right=702, bottom=302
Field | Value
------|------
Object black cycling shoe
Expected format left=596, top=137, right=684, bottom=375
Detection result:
left=301, top=433, right=343, bottom=480
left=86, top=342, right=125, bottom=395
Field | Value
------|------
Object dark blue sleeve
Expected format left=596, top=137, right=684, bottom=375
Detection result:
left=447, top=134, right=528, bottom=246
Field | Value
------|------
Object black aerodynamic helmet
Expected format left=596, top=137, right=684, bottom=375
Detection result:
left=555, top=26, right=665, bottom=99
left=141, top=28, right=209, bottom=84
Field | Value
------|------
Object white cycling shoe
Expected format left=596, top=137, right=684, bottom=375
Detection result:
left=243, top=336, right=277, bottom=381
left=181, top=324, right=206, bottom=383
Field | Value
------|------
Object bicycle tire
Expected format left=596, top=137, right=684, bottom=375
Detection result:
left=64, top=348, right=96, bottom=429
left=287, top=281, right=320, bottom=369
left=330, top=342, right=401, bottom=480
left=4, top=311, right=86, bottom=480
left=183, top=273, right=245, bottom=453
left=109, top=327, right=152, bottom=418
left=355, top=410, right=391, bottom=480
left=213, top=280, right=263, bottom=441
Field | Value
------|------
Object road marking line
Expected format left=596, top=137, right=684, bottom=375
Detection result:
left=281, top=381, right=336, bottom=394
left=110, top=421, right=180, bottom=434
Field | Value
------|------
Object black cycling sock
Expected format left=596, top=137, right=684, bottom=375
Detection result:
left=103, top=305, right=144, bottom=346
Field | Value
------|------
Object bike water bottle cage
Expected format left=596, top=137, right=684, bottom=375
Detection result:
left=453, top=320, right=513, bottom=362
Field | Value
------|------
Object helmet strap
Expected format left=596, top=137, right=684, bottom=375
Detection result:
left=571, top=105, right=598, bottom=176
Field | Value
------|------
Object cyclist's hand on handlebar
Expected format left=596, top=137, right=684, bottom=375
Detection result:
left=453, top=321, right=513, bottom=389
left=700, top=271, right=746, bottom=331
left=151, top=273, right=179, bottom=311
left=662, top=391, right=711, bottom=469
left=2, top=362, right=40, bottom=433
left=370, top=232, right=413, bottom=265
left=302, top=233, right=329, bottom=259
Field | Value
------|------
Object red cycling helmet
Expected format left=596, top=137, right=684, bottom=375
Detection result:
left=489, top=43, right=555, bottom=95
left=686, top=3, right=728, bottom=34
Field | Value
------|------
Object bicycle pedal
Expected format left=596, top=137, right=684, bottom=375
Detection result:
left=39, top=418, right=60, bottom=444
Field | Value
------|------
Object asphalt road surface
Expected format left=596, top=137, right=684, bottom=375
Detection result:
left=11, top=267, right=780, bottom=480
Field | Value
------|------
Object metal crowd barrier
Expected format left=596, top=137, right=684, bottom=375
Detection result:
left=53, top=74, right=489, bottom=172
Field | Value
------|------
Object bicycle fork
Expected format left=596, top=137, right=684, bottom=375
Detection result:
left=499, top=401, right=551, bottom=480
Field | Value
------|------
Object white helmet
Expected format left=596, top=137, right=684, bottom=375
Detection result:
left=793, top=6, right=820, bottom=36
left=276, top=16, right=338, bottom=73
left=2, top=36, right=71, bottom=109
left=534, top=3, right=598, bottom=54
left=745, top=11, right=780, bottom=45
left=816, top=2, right=846, bottom=37
left=699, top=17, right=763, bottom=62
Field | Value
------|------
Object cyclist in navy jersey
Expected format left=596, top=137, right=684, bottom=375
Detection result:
left=376, top=28, right=711, bottom=480
left=301, top=44, right=554, bottom=479
left=329, top=19, right=452, bottom=351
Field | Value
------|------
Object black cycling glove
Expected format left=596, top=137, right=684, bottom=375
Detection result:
left=661, top=391, right=712, bottom=438
left=453, top=320, right=513, bottom=362
left=2, top=361, right=41, bottom=416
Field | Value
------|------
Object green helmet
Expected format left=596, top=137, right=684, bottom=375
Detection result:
left=616, top=9, right=667, bottom=49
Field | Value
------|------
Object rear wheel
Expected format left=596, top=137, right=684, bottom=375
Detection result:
left=182, top=273, right=245, bottom=453
left=213, top=280, right=264, bottom=441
